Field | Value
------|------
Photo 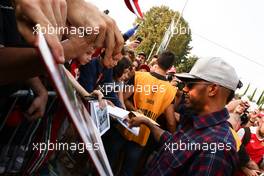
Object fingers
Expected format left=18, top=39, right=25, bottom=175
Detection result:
left=98, top=100, right=107, bottom=109
left=103, top=17, right=124, bottom=60
left=60, top=0, right=67, bottom=27
left=38, top=1, right=65, bottom=63
left=26, top=94, right=48, bottom=121
left=91, top=90, right=106, bottom=108
left=93, top=18, right=107, bottom=48
left=91, top=90, right=104, bottom=100
left=46, top=34, right=65, bottom=63
left=16, top=20, right=36, bottom=45
left=113, top=24, right=124, bottom=56
left=27, top=110, right=43, bottom=121
left=234, top=105, right=245, bottom=114
left=128, top=118, right=137, bottom=128
left=106, top=100, right=115, bottom=107
left=104, top=30, right=115, bottom=61
left=67, top=1, right=124, bottom=61
left=26, top=102, right=44, bottom=121
left=251, top=170, right=260, bottom=176
left=128, top=116, right=144, bottom=128
left=15, top=5, right=36, bottom=45
left=14, top=0, right=66, bottom=63
left=51, top=0, right=64, bottom=38
left=27, top=101, right=36, bottom=115
left=128, top=119, right=135, bottom=128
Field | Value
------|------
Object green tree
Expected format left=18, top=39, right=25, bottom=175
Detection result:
left=241, top=83, right=251, bottom=97
left=257, top=90, right=264, bottom=105
left=249, top=88, right=257, bottom=102
left=176, top=55, right=198, bottom=73
left=133, top=6, right=192, bottom=65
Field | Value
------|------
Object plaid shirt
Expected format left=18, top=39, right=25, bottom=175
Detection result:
left=144, top=108, right=238, bottom=176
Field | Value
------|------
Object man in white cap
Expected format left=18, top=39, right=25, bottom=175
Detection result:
left=129, top=57, right=241, bottom=175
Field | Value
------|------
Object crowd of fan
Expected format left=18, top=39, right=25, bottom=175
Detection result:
left=1, top=0, right=264, bottom=176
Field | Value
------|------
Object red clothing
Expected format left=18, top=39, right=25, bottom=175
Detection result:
left=145, top=108, right=239, bottom=175
left=238, top=127, right=264, bottom=164
left=246, top=133, right=264, bottom=164
left=70, top=60, right=80, bottom=79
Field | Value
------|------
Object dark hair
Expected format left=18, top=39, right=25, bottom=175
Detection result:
left=226, top=81, right=242, bottom=104
left=226, top=90, right=235, bottom=104
left=138, top=52, right=146, bottom=58
left=113, top=57, right=132, bottom=80
left=157, top=51, right=176, bottom=71
left=121, top=47, right=128, bottom=55
left=127, top=49, right=136, bottom=62
left=127, top=49, right=135, bottom=56
left=136, top=36, right=143, bottom=43
left=133, top=60, right=141, bottom=70
left=167, top=74, right=173, bottom=82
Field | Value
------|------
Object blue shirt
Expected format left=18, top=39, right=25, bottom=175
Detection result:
left=144, top=108, right=239, bottom=176
left=78, top=57, right=122, bottom=107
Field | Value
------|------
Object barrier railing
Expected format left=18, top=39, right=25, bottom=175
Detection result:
left=0, top=90, right=57, bottom=175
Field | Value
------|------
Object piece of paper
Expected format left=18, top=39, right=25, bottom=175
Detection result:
left=107, top=105, right=139, bottom=135
left=90, top=101, right=110, bottom=136
left=107, top=105, right=130, bottom=119
left=117, top=117, right=140, bottom=136
left=37, top=32, right=112, bottom=176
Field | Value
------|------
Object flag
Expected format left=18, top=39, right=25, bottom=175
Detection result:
left=124, top=0, right=143, bottom=19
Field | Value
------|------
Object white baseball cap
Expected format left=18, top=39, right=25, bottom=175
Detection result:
left=175, top=57, right=241, bottom=91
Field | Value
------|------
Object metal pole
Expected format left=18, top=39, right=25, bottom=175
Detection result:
left=147, top=42, right=157, bottom=62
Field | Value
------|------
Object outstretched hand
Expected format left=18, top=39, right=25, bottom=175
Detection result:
left=26, top=91, right=48, bottom=121
left=67, top=0, right=124, bottom=61
left=14, top=0, right=67, bottom=63
left=128, top=115, right=148, bottom=128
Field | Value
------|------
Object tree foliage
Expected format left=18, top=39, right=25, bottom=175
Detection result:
left=133, top=6, right=192, bottom=65
left=176, top=55, right=198, bottom=73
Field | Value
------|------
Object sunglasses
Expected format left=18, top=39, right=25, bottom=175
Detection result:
left=176, top=81, right=212, bottom=90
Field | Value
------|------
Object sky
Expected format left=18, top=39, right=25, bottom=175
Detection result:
left=88, top=0, right=264, bottom=100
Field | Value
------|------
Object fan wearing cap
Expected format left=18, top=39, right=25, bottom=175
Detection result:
left=128, top=57, right=241, bottom=175
left=136, top=52, right=147, bottom=65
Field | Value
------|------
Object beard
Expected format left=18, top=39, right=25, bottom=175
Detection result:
left=180, top=95, right=198, bottom=118
left=183, top=93, right=204, bottom=116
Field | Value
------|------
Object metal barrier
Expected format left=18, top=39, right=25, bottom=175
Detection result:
left=0, top=90, right=57, bottom=175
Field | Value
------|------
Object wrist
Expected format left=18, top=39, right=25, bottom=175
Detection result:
left=62, top=39, right=78, bottom=61
left=142, top=118, right=151, bottom=127
left=38, top=90, right=48, bottom=100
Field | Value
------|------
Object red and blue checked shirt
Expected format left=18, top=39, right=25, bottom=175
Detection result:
left=144, top=108, right=239, bottom=176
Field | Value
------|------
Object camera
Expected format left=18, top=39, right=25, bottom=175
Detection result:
left=240, top=110, right=249, bottom=125
left=166, top=74, right=173, bottom=82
